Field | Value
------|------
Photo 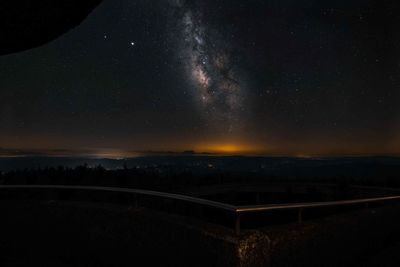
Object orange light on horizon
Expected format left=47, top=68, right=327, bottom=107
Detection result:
left=211, top=144, right=241, bottom=153
left=195, top=143, right=262, bottom=155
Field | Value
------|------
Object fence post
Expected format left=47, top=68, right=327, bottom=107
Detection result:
left=128, top=194, right=138, bottom=210
left=134, top=194, right=138, bottom=209
left=235, top=213, right=241, bottom=236
left=298, top=208, right=304, bottom=224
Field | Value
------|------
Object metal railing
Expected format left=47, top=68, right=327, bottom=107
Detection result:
left=1, top=184, right=400, bottom=235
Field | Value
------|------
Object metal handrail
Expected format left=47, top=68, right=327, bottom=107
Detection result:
left=1, top=184, right=400, bottom=235
left=235, top=195, right=400, bottom=213
left=0, top=184, right=236, bottom=212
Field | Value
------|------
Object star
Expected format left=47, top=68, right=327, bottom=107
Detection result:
left=130, top=41, right=135, bottom=46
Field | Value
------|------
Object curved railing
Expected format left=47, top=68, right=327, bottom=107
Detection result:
left=1, top=184, right=400, bottom=235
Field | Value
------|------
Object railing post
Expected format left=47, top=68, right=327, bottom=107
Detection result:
left=298, top=208, right=303, bottom=224
left=134, top=194, right=138, bottom=209
left=128, top=194, right=138, bottom=210
left=235, top=213, right=241, bottom=236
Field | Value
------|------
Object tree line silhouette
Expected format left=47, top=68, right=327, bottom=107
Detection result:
left=1, top=161, right=400, bottom=191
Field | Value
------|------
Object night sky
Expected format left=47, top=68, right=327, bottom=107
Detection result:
left=1, top=0, right=400, bottom=156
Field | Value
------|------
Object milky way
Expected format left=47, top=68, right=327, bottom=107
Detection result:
left=172, top=0, right=245, bottom=133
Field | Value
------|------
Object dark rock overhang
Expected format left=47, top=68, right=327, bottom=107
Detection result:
left=0, top=0, right=102, bottom=56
